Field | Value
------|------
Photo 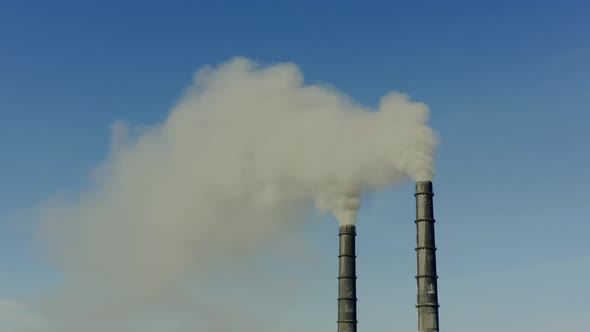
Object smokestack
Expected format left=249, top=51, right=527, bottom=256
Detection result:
left=415, top=181, right=440, bottom=332
left=338, top=224, right=357, bottom=332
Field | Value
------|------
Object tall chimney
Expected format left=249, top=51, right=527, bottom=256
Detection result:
left=338, top=224, right=357, bottom=332
left=415, top=181, right=440, bottom=332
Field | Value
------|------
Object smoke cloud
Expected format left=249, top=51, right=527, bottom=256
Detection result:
left=37, top=57, right=437, bottom=331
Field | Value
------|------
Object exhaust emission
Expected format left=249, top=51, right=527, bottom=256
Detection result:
left=36, top=57, right=438, bottom=331
left=415, top=181, right=440, bottom=332
left=338, top=224, right=357, bottom=332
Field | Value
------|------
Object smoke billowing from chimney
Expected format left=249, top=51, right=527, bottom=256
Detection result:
left=37, top=57, right=437, bottom=331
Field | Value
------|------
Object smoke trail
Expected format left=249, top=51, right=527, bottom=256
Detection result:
left=37, top=57, right=437, bottom=331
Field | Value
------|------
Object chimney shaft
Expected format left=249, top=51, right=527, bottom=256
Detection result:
left=415, top=181, right=440, bottom=332
left=338, top=224, right=357, bottom=332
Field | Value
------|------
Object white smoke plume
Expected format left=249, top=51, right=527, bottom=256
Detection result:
left=37, top=57, right=437, bottom=331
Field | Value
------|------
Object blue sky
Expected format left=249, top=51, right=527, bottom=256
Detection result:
left=1, top=1, right=589, bottom=331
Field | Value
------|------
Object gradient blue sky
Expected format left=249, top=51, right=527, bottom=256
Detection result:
left=1, top=1, right=589, bottom=331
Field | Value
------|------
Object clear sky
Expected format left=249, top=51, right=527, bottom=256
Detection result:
left=1, top=1, right=589, bottom=331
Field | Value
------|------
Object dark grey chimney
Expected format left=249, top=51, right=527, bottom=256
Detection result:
left=338, top=224, right=357, bottom=332
left=415, top=181, right=440, bottom=332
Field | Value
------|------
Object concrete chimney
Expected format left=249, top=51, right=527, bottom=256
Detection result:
left=415, top=181, right=440, bottom=332
left=338, top=224, right=357, bottom=332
